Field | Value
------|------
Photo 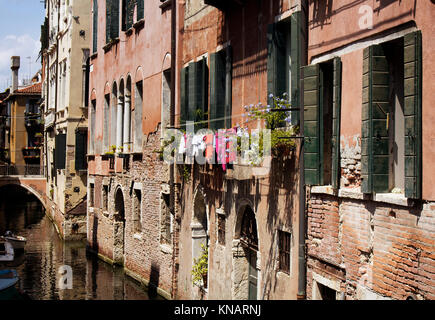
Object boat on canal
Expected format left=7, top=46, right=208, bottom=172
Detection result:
left=4, top=231, right=26, bottom=251
left=0, top=269, right=20, bottom=300
left=0, top=238, right=14, bottom=262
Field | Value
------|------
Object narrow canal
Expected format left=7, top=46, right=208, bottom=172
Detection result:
left=0, top=186, right=162, bottom=300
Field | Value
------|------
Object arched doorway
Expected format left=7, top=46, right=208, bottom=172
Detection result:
left=233, top=204, right=259, bottom=300
left=191, top=188, right=208, bottom=289
left=113, top=187, right=125, bottom=265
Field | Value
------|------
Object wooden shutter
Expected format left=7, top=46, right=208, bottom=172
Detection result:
left=188, top=61, right=197, bottom=123
left=267, top=23, right=286, bottom=107
left=137, top=0, right=144, bottom=21
left=225, top=45, right=233, bottom=129
left=55, top=134, right=66, bottom=170
left=180, top=67, right=188, bottom=126
left=302, top=64, right=321, bottom=186
left=106, top=0, right=112, bottom=43
left=126, top=0, right=134, bottom=30
left=75, top=130, right=88, bottom=170
left=331, top=57, right=342, bottom=189
left=93, top=0, right=98, bottom=53
left=404, top=31, right=422, bottom=199
left=361, top=45, right=390, bottom=193
left=210, top=50, right=226, bottom=130
left=111, top=0, right=120, bottom=39
left=290, top=12, right=301, bottom=125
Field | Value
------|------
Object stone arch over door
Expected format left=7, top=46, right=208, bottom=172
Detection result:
left=232, top=200, right=260, bottom=300
left=113, top=185, right=125, bottom=266
left=191, top=186, right=209, bottom=289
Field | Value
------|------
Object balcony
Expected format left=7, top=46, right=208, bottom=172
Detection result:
left=25, top=112, right=43, bottom=128
left=22, top=147, right=41, bottom=161
left=204, top=0, right=245, bottom=11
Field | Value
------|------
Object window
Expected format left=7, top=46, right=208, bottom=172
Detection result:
left=317, top=283, right=337, bottom=300
left=75, top=129, right=87, bottom=170
left=160, top=193, right=172, bottom=245
left=54, top=133, right=66, bottom=170
left=134, top=80, right=143, bottom=152
left=133, top=188, right=142, bottom=233
left=102, top=185, right=108, bottom=211
left=121, top=0, right=134, bottom=31
left=180, top=58, right=208, bottom=130
left=103, top=94, right=110, bottom=152
left=89, top=183, right=95, bottom=207
left=361, top=31, right=422, bottom=198
left=217, top=213, right=225, bottom=245
left=278, top=230, right=291, bottom=273
left=210, top=46, right=232, bottom=130
left=161, top=71, right=171, bottom=136
left=267, top=13, right=302, bottom=125
left=302, top=58, right=342, bottom=188
left=137, top=0, right=144, bottom=21
left=89, top=99, right=96, bottom=154
left=106, top=0, right=119, bottom=43
left=92, top=0, right=98, bottom=53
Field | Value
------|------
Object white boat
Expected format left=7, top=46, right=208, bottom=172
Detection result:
left=0, top=239, right=14, bottom=262
left=4, top=231, right=26, bottom=250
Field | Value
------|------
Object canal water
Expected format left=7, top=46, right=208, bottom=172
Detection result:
left=0, top=187, right=162, bottom=300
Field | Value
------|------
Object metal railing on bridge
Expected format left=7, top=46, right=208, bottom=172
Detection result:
left=0, top=164, right=45, bottom=176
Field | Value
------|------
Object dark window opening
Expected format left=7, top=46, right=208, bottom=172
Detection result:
left=320, top=61, right=334, bottom=186
left=103, top=185, right=108, bottom=211
left=278, top=230, right=291, bottom=273
left=217, top=213, right=225, bottom=245
left=317, top=282, right=337, bottom=300
left=89, top=183, right=95, bottom=207
left=133, top=188, right=142, bottom=233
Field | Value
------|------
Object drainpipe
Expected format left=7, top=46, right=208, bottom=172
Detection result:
left=170, top=0, right=179, bottom=300
left=297, top=0, right=308, bottom=300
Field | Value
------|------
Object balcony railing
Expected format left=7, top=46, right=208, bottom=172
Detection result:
left=0, top=164, right=45, bottom=176
left=22, top=147, right=41, bottom=159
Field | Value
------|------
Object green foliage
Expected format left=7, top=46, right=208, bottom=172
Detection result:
left=191, top=244, right=208, bottom=286
left=178, top=164, right=191, bottom=183
left=154, top=136, right=175, bottom=161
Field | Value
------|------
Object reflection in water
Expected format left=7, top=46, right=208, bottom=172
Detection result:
left=0, top=189, right=162, bottom=300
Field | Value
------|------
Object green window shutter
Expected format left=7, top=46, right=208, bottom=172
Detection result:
left=55, top=134, right=66, bottom=170
left=225, top=45, right=233, bottom=129
left=126, top=0, right=134, bottom=30
left=137, top=0, right=144, bottom=21
left=210, top=50, right=226, bottom=130
left=93, top=0, right=98, bottom=53
left=180, top=67, right=188, bottom=126
left=267, top=23, right=286, bottom=107
left=188, top=61, right=198, bottom=123
left=361, top=45, right=390, bottom=194
left=111, top=0, right=119, bottom=39
left=106, top=0, right=112, bottom=43
left=331, top=57, right=342, bottom=189
left=75, top=130, right=88, bottom=171
left=302, top=64, right=321, bottom=186
left=290, top=12, right=301, bottom=125
left=404, top=31, right=422, bottom=199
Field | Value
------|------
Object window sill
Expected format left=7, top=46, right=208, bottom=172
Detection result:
left=310, top=185, right=336, bottom=196
left=159, top=0, right=172, bottom=10
left=125, top=28, right=133, bottom=36
left=160, top=243, right=172, bottom=254
left=374, top=193, right=413, bottom=207
left=103, top=38, right=119, bottom=53
left=133, top=19, right=144, bottom=31
left=133, top=233, right=143, bottom=240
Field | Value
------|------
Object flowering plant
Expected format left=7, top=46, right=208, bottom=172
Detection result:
left=241, top=93, right=298, bottom=157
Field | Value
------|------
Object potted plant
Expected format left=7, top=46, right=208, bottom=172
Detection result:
left=191, top=244, right=208, bottom=288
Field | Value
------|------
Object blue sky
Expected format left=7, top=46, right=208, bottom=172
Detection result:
left=0, top=0, right=45, bottom=91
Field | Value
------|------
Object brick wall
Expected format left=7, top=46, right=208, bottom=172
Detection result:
left=307, top=194, right=435, bottom=300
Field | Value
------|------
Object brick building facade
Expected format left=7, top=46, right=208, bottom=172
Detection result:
left=303, top=0, right=435, bottom=300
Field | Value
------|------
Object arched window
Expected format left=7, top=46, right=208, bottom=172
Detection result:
left=134, top=80, right=143, bottom=152
left=89, top=98, right=96, bottom=154
left=124, top=76, right=132, bottom=152
left=111, top=83, right=118, bottom=149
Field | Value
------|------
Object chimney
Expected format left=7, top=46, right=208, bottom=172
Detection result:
left=11, top=56, right=20, bottom=92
